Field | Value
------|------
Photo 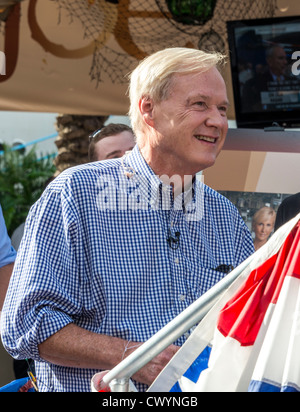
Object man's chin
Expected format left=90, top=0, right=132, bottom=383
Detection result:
left=196, top=158, right=217, bottom=173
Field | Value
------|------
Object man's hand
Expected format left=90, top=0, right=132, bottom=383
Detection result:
left=125, top=343, right=180, bottom=386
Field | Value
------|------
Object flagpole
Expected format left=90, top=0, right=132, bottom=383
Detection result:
left=102, top=255, right=254, bottom=392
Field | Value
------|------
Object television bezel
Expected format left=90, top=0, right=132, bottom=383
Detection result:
left=227, top=15, right=300, bottom=129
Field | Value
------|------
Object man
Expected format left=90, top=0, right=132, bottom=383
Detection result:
left=274, top=192, right=300, bottom=231
left=88, top=123, right=135, bottom=162
left=1, top=48, right=254, bottom=392
left=0, top=204, right=16, bottom=310
left=264, top=45, right=288, bottom=83
left=242, top=45, right=289, bottom=112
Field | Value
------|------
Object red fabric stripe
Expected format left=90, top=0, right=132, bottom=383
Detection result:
left=281, top=222, right=300, bottom=281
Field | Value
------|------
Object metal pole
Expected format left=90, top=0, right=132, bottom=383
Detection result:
left=103, top=256, right=253, bottom=391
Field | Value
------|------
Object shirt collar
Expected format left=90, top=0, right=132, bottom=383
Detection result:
left=122, top=145, right=198, bottom=211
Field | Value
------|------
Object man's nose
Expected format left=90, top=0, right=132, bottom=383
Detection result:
left=205, top=106, right=226, bottom=129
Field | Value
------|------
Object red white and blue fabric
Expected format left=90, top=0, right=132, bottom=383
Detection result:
left=149, top=213, right=300, bottom=392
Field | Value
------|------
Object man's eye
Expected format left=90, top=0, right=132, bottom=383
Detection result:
left=219, top=106, right=228, bottom=116
left=195, top=101, right=206, bottom=108
left=219, top=106, right=228, bottom=112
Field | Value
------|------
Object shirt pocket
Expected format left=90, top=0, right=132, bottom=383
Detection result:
left=186, top=266, right=230, bottom=300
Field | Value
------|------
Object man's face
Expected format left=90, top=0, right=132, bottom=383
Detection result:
left=94, top=131, right=135, bottom=161
left=150, top=67, right=229, bottom=176
left=267, top=47, right=288, bottom=76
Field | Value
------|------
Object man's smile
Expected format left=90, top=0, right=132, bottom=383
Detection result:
left=194, top=135, right=217, bottom=143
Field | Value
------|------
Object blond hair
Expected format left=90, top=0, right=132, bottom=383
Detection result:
left=252, top=206, right=276, bottom=227
left=127, top=47, right=226, bottom=140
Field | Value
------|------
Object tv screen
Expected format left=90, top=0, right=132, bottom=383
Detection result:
left=227, top=16, right=300, bottom=129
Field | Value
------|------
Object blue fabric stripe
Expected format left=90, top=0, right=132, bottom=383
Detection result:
left=249, top=380, right=300, bottom=392
left=170, top=346, right=211, bottom=392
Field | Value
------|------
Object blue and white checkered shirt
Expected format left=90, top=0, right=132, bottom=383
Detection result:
left=1, top=145, right=254, bottom=392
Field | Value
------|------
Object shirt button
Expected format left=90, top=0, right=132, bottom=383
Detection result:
left=174, top=257, right=179, bottom=264
left=179, top=294, right=186, bottom=302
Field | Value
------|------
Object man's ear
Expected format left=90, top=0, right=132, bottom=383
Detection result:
left=139, top=96, right=155, bottom=127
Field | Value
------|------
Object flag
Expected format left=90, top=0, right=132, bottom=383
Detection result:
left=149, top=213, right=300, bottom=392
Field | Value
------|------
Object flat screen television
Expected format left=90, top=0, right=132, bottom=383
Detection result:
left=227, top=16, right=300, bottom=129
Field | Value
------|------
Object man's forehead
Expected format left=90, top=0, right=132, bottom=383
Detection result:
left=98, top=131, right=133, bottom=142
left=172, top=69, right=227, bottom=92
left=188, top=93, right=230, bottom=107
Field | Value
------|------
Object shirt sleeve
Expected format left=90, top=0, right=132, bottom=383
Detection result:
left=232, top=208, right=255, bottom=266
left=1, top=184, right=82, bottom=362
left=0, top=204, right=16, bottom=268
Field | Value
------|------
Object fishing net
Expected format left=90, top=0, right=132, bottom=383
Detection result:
left=52, top=0, right=277, bottom=86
